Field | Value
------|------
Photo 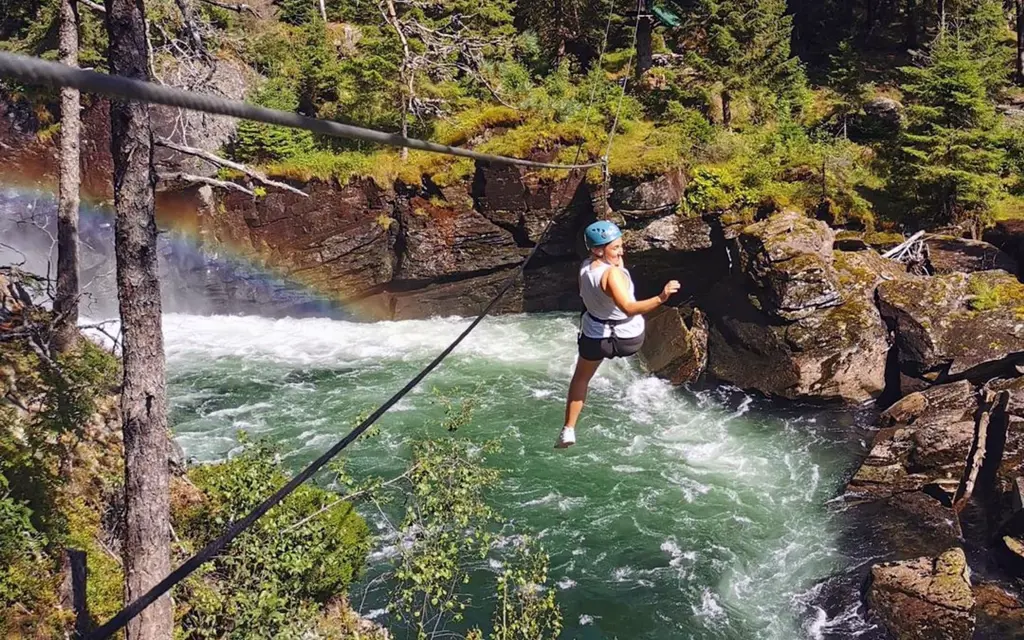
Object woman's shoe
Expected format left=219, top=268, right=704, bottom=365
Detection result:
left=555, top=426, right=576, bottom=448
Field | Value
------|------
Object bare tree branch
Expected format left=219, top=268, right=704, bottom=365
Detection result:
left=80, top=0, right=105, bottom=13
left=197, top=0, right=260, bottom=16
left=158, top=171, right=255, bottom=196
left=155, top=138, right=310, bottom=198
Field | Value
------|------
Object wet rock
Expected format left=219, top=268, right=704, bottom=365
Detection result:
left=923, top=236, right=1017, bottom=275
left=851, top=492, right=964, bottom=560
left=974, top=583, right=1024, bottom=640
left=704, top=248, right=897, bottom=403
left=877, top=270, right=1024, bottom=383
left=867, top=548, right=975, bottom=640
left=638, top=306, right=708, bottom=385
left=607, top=169, right=686, bottom=219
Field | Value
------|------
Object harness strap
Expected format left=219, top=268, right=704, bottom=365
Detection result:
left=582, top=311, right=633, bottom=339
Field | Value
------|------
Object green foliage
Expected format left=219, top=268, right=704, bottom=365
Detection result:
left=233, top=77, right=316, bottom=163
left=174, top=435, right=370, bottom=639
left=891, top=35, right=1007, bottom=226
left=356, top=391, right=562, bottom=639
left=684, top=0, right=807, bottom=125
left=487, top=539, right=562, bottom=640
left=0, top=310, right=122, bottom=636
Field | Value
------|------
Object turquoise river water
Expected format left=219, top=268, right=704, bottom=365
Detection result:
left=145, top=311, right=883, bottom=640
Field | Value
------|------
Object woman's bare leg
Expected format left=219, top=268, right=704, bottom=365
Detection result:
left=563, top=357, right=603, bottom=429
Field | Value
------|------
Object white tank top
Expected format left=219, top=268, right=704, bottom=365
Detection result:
left=578, top=259, right=645, bottom=339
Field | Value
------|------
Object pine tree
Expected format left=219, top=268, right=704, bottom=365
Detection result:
left=828, top=39, right=866, bottom=137
left=683, top=0, right=804, bottom=127
left=893, top=35, right=1006, bottom=226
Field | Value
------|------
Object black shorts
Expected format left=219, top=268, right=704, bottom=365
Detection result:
left=577, top=332, right=645, bottom=361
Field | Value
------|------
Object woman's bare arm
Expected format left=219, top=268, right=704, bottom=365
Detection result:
left=601, top=267, right=680, bottom=316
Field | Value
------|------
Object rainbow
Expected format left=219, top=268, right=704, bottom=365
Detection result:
left=0, top=165, right=377, bottom=320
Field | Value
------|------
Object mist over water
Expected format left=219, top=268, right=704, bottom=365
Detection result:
left=0, top=187, right=353, bottom=319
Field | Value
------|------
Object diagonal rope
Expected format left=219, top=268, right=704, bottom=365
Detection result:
left=602, top=0, right=644, bottom=173
left=0, top=52, right=603, bottom=171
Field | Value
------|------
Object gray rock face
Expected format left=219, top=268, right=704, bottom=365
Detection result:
left=877, top=270, right=1024, bottom=382
left=152, top=58, right=254, bottom=176
left=847, top=381, right=977, bottom=500
left=867, top=548, right=976, bottom=640
left=607, top=168, right=686, bottom=218
left=705, top=232, right=896, bottom=403
left=638, top=306, right=708, bottom=385
left=395, top=192, right=521, bottom=283
left=739, top=211, right=841, bottom=321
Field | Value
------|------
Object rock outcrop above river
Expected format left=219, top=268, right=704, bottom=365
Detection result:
left=878, top=270, right=1024, bottom=386
left=866, top=548, right=976, bottom=640
left=638, top=306, right=708, bottom=384
left=703, top=211, right=896, bottom=403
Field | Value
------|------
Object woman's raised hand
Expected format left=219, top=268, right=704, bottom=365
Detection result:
left=659, top=280, right=681, bottom=303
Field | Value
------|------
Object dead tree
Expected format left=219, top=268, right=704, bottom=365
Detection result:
left=54, top=0, right=81, bottom=354
left=104, top=0, right=172, bottom=638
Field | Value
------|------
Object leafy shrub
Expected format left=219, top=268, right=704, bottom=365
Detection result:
left=174, top=436, right=370, bottom=639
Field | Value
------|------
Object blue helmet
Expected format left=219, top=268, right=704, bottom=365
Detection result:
left=584, top=220, right=622, bottom=249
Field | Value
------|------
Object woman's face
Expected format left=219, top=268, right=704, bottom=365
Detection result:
left=594, top=238, right=624, bottom=266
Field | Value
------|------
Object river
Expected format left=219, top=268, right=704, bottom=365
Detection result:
left=160, top=311, right=879, bottom=639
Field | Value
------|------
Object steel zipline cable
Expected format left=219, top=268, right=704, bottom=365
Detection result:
left=0, top=3, right=640, bottom=633
left=0, top=52, right=604, bottom=171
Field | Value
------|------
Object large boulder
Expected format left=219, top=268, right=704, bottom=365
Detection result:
left=212, top=178, right=398, bottom=299
left=606, top=169, right=687, bottom=220
left=923, top=236, right=1017, bottom=275
left=974, top=584, right=1024, bottom=639
left=622, top=214, right=728, bottom=301
left=705, top=241, right=898, bottom=403
left=983, top=219, right=1024, bottom=275
left=878, top=270, right=1024, bottom=384
left=472, top=164, right=594, bottom=258
left=738, top=211, right=841, bottom=321
left=638, top=306, right=708, bottom=384
left=866, top=548, right=975, bottom=640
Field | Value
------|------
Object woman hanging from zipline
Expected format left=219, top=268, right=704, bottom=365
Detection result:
left=556, top=221, right=680, bottom=448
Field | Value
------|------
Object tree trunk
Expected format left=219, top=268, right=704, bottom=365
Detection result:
left=104, top=2, right=172, bottom=639
left=318, top=0, right=327, bottom=21
left=938, top=0, right=946, bottom=33
left=722, top=90, right=733, bottom=129
left=635, top=12, right=653, bottom=80
left=1017, top=0, right=1024, bottom=85
left=54, top=0, right=81, bottom=354
left=904, top=0, right=919, bottom=48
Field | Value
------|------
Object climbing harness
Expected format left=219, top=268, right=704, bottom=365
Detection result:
left=0, top=0, right=642, bottom=635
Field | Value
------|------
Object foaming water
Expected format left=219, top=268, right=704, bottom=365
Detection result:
left=113, top=312, right=876, bottom=639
